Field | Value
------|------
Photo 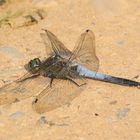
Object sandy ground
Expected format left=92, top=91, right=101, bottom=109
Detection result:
left=0, top=0, right=140, bottom=140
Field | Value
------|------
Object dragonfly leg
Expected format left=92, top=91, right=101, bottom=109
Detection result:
left=16, top=74, right=39, bottom=82
left=67, top=78, right=86, bottom=87
left=49, top=78, right=54, bottom=88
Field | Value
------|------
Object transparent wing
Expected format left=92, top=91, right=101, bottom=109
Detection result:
left=0, top=73, right=49, bottom=105
left=70, top=30, right=99, bottom=71
left=32, top=78, right=86, bottom=113
left=40, top=29, right=72, bottom=57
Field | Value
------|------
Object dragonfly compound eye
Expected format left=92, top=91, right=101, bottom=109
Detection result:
left=25, top=58, right=41, bottom=74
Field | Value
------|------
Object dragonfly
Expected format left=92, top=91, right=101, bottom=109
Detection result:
left=0, top=29, right=139, bottom=113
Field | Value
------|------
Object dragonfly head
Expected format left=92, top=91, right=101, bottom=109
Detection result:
left=25, top=58, right=41, bottom=74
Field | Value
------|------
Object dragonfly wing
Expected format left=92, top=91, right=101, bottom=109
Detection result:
left=32, top=78, right=86, bottom=113
left=40, top=33, right=54, bottom=56
left=0, top=74, right=49, bottom=105
left=41, top=29, right=72, bottom=57
left=71, top=30, right=99, bottom=71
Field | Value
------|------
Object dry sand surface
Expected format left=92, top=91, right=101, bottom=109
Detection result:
left=0, top=0, right=140, bottom=140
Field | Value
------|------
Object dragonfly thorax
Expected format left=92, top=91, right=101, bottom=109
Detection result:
left=39, top=55, right=69, bottom=78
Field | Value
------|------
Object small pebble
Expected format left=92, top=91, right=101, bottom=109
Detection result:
left=10, top=111, right=25, bottom=120
left=95, top=113, right=99, bottom=116
left=109, top=100, right=117, bottom=105
left=117, top=107, right=130, bottom=119
left=37, top=116, right=55, bottom=126
left=38, top=116, right=48, bottom=124
left=0, top=46, right=24, bottom=60
left=116, top=40, right=125, bottom=45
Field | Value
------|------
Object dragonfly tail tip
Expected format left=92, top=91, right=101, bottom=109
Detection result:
left=138, top=84, right=140, bottom=89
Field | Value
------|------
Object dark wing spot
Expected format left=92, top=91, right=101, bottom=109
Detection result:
left=86, top=29, right=90, bottom=32
left=33, top=98, right=38, bottom=103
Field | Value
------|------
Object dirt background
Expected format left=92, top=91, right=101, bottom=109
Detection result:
left=0, top=0, right=140, bottom=140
